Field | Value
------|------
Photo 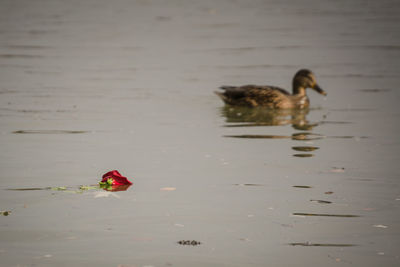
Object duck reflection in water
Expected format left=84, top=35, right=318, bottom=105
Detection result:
left=221, top=106, right=318, bottom=131
left=217, top=69, right=326, bottom=156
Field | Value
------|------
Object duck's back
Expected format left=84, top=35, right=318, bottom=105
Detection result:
left=217, top=85, right=294, bottom=108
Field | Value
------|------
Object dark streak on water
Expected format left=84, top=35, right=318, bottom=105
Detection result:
left=293, top=154, right=314, bottom=158
left=322, top=74, right=392, bottom=78
left=292, top=146, right=319, bottom=152
left=310, top=199, right=332, bottom=204
left=320, top=121, right=353, bottom=125
left=0, top=108, right=72, bottom=113
left=3, top=45, right=52, bottom=50
left=0, top=54, right=44, bottom=58
left=7, top=187, right=52, bottom=191
left=13, top=130, right=88, bottom=134
left=289, top=243, right=356, bottom=247
left=330, top=135, right=369, bottom=139
left=329, top=108, right=375, bottom=112
left=233, top=183, right=264, bottom=187
left=358, top=88, right=391, bottom=93
left=197, top=46, right=309, bottom=54
left=225, top=132, right=325, bottom=140
left=224, top=134, right=289, bottom=139
left=225, top=133, right=367, bottom=140
left=293, top=213, right=360, bottom=218
left=224, top=123, right=283, bottom=127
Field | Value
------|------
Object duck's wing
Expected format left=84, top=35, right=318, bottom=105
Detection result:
left=260, top=86, right=291, bottom=96
left=217, top=85, right=291, bottom=107
left=220, top=85, right=290, bottom=96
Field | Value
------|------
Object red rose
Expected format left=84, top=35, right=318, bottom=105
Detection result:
left=100, top=170, right=133, bottom=186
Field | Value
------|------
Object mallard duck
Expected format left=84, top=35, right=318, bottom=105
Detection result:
left=215, top=69, right=326, bottom=108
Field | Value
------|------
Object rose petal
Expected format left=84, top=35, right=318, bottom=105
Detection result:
left=101, top=170, right=133, bottom=185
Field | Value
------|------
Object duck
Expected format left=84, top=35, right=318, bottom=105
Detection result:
left=215, top=69, right=326, bottom=108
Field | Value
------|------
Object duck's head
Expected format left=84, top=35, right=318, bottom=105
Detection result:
left=293, top=69, right=326, bottom=96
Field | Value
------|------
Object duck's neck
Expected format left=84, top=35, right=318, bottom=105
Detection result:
left=292, top=81, right=306, bottom=96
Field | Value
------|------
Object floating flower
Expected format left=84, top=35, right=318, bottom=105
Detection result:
left=99, top=170, right=132, bottom=191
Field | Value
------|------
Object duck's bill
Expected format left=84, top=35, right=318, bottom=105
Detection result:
left=313, top=84, right=327, bottom=96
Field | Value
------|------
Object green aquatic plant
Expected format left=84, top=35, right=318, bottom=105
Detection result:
left=79, top=185, right=99, bottom=191
left=99, top=178, right=114, bottom=186
left=51, top=187, right=67, bottom=191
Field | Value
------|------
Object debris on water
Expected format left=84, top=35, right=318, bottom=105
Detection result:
left=330, top=167, right=345, bottom=173
left=177, top=240, right=201, bottom=246
left=160, top=187, right=176, bottom=191
left=293, top=185, right=312, bottom=188
left=325, top=191, right=334, bottom=194
left=327, top=254, right=354, bottom=264
left=1, top=211, right=11, bottom=216
left=373, top=224, right=388, bottom=228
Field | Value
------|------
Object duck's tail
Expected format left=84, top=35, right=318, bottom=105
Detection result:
left=215, top=86, right=242, bottom=104
left=214, top=91, right=228, bottom=103
left=220, top=86, right=236, bottom=90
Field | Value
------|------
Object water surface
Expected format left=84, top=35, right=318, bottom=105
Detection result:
left=0, top=0, right=400, bottom=266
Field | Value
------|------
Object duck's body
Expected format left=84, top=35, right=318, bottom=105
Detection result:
left=215, top=69, right=326, bottom=109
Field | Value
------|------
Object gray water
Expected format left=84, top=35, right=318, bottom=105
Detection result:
left=1, top=0, right=400, bottom=266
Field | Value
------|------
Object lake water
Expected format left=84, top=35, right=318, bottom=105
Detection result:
left=1, top=0, right=399, bottom=266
